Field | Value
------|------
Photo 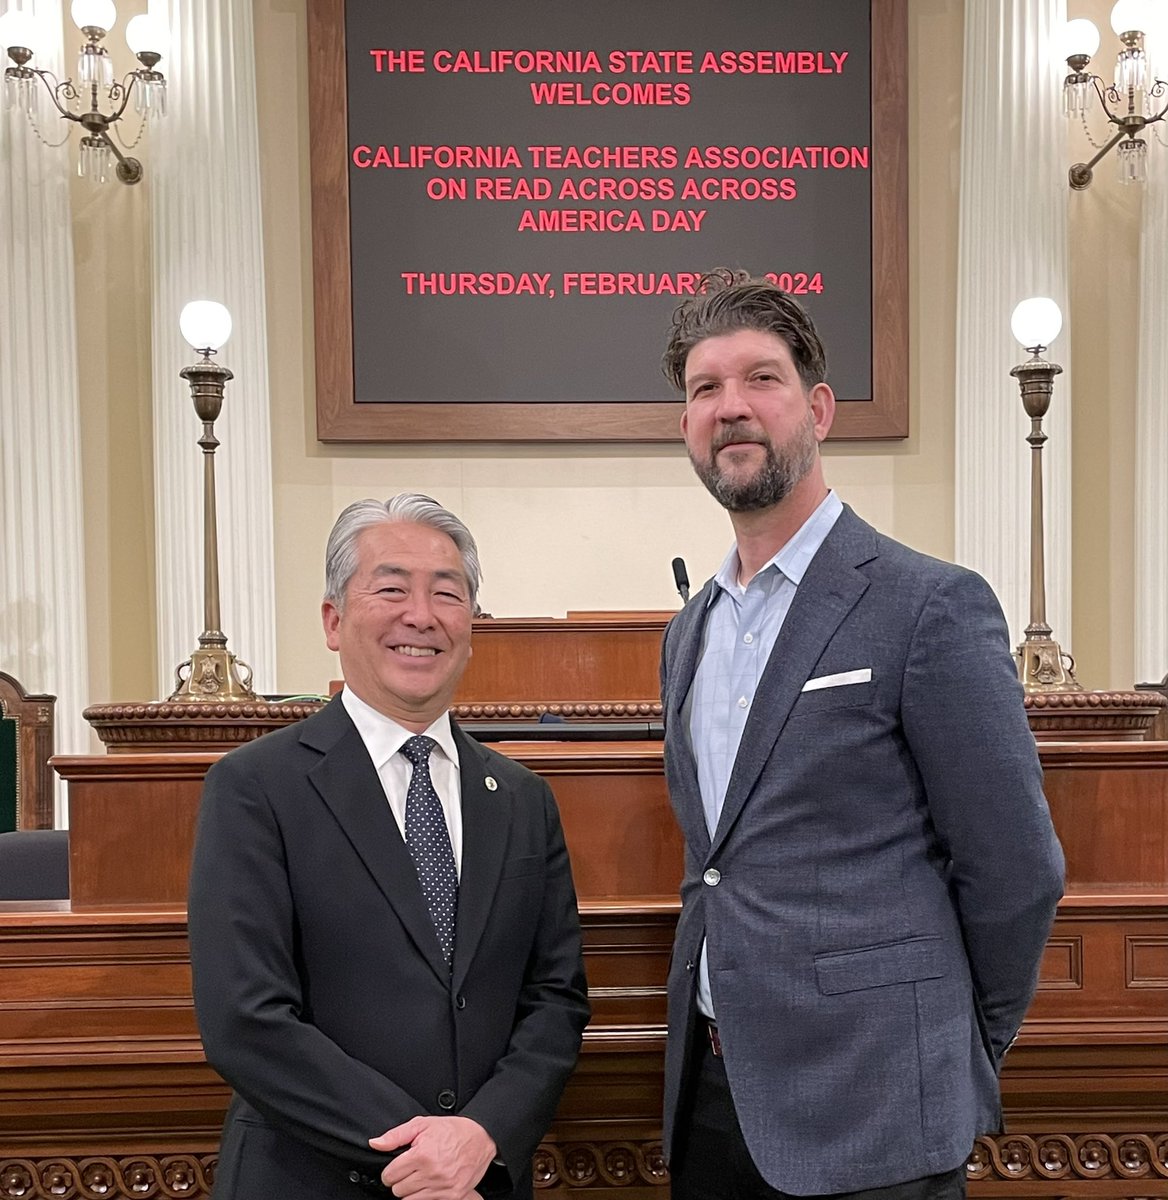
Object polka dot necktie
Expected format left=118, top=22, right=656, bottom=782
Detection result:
left=400, top=735, right=458, bottom=966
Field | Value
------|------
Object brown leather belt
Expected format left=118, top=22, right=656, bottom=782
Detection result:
left=706, top=1021, right=723, bottom=1057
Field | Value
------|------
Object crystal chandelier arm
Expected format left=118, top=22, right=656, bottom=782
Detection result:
left=105, top=70, right=143, bottom=121
left=1149, top=80, right=1168, bottom=124
left=1075, top=125, right=1129, bottom=171
left=16, top=66, right=84, bottom=120
left=95, top=128, right=141, bottom=178
left=1093, top=74, right=1125, bottom=120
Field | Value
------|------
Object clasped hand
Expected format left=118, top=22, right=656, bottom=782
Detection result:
left=370, top=1115, right=495, bottom=1200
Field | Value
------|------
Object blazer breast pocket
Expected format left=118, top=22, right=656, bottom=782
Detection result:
left=500, top=853, right=542, bottom=880
left=789, top=678, right=876, bottom=717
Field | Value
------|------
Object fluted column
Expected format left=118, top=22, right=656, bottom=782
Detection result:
left=955, top=0, right=1072, bottom=649
left=1133, top=120, right=1167, bottom=684
left=149, top=0, right=276, bottom=697
left=0, top=0, right=90, bottom=822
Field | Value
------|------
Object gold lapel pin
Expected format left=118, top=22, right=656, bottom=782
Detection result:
left=484, top=776, right=498, bottom=791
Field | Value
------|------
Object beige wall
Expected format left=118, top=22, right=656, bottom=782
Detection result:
left=77, top=0, right=1148, bottom=705
left=1067, top=0, right=1144, bottom=689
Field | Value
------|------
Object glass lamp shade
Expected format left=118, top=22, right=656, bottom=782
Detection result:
left=180, top=301, right=233, bottom=353
left=70, top=0, right=116, bottom=32
left=1056, top=17, right=1101, bottom=61
left=125, top=11, right=166, bottom=56
left=0, top=7, right=40, bottom=51
left=1011, top=297, right=1063, bottom=351
left=1111, top=0, right=1152, bottom=36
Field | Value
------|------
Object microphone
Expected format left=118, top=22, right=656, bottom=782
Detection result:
left=671, top=557, right=691, bottom=604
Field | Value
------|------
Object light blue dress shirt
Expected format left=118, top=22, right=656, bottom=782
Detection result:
left=686, top=490, right=843, bottom=1019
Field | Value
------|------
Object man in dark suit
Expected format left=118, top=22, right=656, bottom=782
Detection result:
left=188, top=494, right=589, bottom=1200
left=658, top=271, right=1064, bottom=1200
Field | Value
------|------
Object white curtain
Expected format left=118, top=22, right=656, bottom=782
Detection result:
left=0, top=0, right=89, bottom=822
left=1133, top=31, right=1168, bottom=686
left=955, top=0, right=1072, bottom=651
left=149, top=0, right=276, bottom=698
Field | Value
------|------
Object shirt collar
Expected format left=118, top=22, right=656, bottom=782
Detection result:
left=706, top=490, right=844, bottom=606
left=340, top=686, right=460, bottom=771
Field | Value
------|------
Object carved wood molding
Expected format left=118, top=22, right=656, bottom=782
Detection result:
left=0, top=1156, right=216, bottom=1199
left=534, top=1141, right=669, bottom=1189
left=453, top=701, right=663, bottom=721
left=6, top=1136, right=1165, bottom=1198
left=968, top=1133, right=1168, bottom=1184
left=1025, top=690, right=1166, bottom=742
left=80, top=701, right=323, bottom=752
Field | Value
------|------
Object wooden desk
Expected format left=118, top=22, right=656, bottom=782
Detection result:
left=1, top=741, right=1165, bottom=1198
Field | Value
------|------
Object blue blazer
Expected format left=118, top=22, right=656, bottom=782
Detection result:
left=660, top=506, right=1064, bottom=1194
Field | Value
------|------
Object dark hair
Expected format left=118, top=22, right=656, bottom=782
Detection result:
left=661, top=268, right=828, bottom=393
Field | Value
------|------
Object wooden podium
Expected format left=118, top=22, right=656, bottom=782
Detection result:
left=1, top=614, right=1166, bottom=1198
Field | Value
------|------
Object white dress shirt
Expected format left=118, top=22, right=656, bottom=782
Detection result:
left=341, top=687, right=463, bottom=877
left=686, top=490, right=843, bottom=1018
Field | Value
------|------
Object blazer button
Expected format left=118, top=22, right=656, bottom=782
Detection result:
left=703, top=868, right=721, bottom=886
left=348, top=1170, right=361, bottom=1183
left=437, top=1089, right=456, bottom=1110
left=455, top=993, right=467, bottom=1010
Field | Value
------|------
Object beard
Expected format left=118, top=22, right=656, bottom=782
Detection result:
left=689, top=411, right=819, bottom=513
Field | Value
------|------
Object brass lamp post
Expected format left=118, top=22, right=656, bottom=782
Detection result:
left=1009, top=297, right=1082, bottom=693
left=168, top=301, right=258, bottom=703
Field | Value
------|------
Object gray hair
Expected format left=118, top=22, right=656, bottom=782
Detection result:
left=323, top=494, right=482, bottom=612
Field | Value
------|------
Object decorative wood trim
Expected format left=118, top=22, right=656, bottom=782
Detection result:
left=5, top=1136, right=1166, bottom=1199
left=454, top=702, right=662, bottom=721
left=1038, top=742, right=1168, bottom=771
left=1127, top=937, right=1168, bottom=988
left=533, top=1141, right=669, bottom=1189
left=308, top=0, right=908, bottom=442
left=1039, top=936, right=1084, bottom=990
left=0, top=1156, right=217, bottom=1199
left=966, top=1133, right=1168, bottom=1185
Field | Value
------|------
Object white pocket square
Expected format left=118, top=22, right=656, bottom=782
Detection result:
left=801, top=668, right=872, bottom=692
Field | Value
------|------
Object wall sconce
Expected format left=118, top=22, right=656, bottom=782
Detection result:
left=1009, top=297, right=1083, bottom=693
left=168, top=301, right=258, bottom=704
left=1059, top=0, right=1167, bottom=188
left=0, top=0, right=167, bottom=184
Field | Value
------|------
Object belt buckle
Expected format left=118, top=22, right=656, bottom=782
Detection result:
left=706, top=1022, right=723, bottom=1057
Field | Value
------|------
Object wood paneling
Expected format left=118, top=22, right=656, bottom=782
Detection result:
left=1040, top=744, right=1168, bottom=887
left=454, top=617, right=668, bottom=717
left=2, top=735, right=1161, bottom=1199
left=50, top=757, right=216, bottom=910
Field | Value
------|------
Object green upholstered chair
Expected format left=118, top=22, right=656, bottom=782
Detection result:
left=0, top=672, right=57, bottom=831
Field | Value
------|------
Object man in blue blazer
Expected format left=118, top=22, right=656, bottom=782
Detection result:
left=658, top=272, right=1064, bottom=1200
left=188, top=494, right=589, bottom=1200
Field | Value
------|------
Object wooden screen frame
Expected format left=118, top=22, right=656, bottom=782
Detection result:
left=308, top=0, right=908, bottom=443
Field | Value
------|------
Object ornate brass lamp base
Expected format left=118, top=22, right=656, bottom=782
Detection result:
left=169, top=634, right=257, bottom=704
left=1015, top=628, right=1083, bottom=693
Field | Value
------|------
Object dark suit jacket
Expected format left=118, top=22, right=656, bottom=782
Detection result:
left=188, top=696, right=589, bottom=1200
left=661, top=506, right=1064, bottom=1194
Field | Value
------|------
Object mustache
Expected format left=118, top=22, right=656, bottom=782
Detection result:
left=711, top=423, right=772, bottom=454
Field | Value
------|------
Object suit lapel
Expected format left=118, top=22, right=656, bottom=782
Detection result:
left=303, top=697, right=451, bottom=986
left=665, top=583, right=717, bottom=855
left=710, top=508, right=877, bottom=856
left=449, top=723, right=510, bottom=988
